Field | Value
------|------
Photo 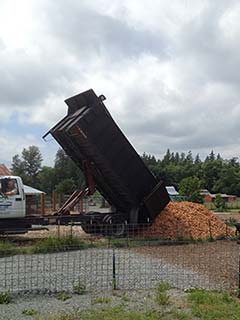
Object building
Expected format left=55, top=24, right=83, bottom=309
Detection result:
left=0, top=164, right=11, bottom=176
left=166, top=186, right=179, bottom=196
left=200, top=189, right=237, bottom=203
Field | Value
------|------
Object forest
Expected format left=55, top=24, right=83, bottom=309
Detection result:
left=10, top=146, right=240, bottom=198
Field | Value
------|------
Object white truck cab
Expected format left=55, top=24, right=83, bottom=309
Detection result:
left=0, top=176, right=26, bottom=218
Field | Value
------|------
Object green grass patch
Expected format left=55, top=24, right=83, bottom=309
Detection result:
left=155, top=281, right=171, bottom=306
left=92, top=296, right=112, bottom=304
left=0, top=241, right=18, bottom=257
left=121, top=293, right=130, bottom=302
left=22, top=309, right=38, bottom=316
left=0, top=291, right=12, bottom=304
left=32, top=236, right=88, bottom=254
left=187, top=288, right=240, bottom=320
left=56, top=292, right=72, bottom=301
left=73, top=281, right=86, bottom=295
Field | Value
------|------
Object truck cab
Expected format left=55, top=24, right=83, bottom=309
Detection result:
left=0, top=176, right=26, bottom=218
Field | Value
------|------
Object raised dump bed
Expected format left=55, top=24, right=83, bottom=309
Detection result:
left=44, top=89, right=169, bottom=224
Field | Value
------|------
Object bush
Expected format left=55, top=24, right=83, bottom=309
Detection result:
left=214, top=194, right=226, bottom=211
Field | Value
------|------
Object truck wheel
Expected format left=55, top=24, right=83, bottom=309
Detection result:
left=102, top=214, right=126, bottom=237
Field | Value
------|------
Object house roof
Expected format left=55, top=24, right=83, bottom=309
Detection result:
left=23, top=185, right=45, bottom=195
left=166, top=186, right=179, bottom=196
left=207, top=193, right=236, bottom=198
left=200, top=189, right=210, bottom=195
left=0, top=164, right=11, bottom=176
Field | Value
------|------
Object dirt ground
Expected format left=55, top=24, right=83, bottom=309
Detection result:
left=215, top=212, right=240, bottom=223
left=132, top=240, right=239, bottom=290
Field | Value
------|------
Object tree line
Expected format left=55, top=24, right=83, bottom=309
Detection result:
left=10, top=146, right=240, bottom=198
left=11, top=146, right=84, bottom=195
left=142, top=149, right=240, bottom=199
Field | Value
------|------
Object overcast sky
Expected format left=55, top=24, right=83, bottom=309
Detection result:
left=0, top=0, right=240, bottom=166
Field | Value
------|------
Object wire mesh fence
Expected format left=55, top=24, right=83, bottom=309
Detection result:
left=0, top=226, right=239, bottom=295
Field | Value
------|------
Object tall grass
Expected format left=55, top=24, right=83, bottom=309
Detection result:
left=32, top=236, right=88, bottom=254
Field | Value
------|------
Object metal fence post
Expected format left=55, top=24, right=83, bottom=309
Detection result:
left=238, top=243, right=240, bottom=298
left=112, top=248, right=117, bottom=290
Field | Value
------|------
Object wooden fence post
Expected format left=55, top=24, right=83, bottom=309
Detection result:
left=52, top=191, right=56, bottom=211
left=40, top=193, right=45, bottom=215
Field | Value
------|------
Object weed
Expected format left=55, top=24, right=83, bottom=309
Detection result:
left=56, top=292, right=72, bottom=301
left=121, top=293, right=130, bottom=302
left=22, top=309, right=38, bottom=316
left=155, top=281, right=171, bottom=305
left=171, top=308, right=191, bottom=320
left=92, top=296, right=112, bottom=304
left=226, top=217, right=237, bottom=227
left=156, top=281, right=171, bottom=292
left=0, top=291, right=11, bottom=304
left=73, top=281, right=86, bottom=295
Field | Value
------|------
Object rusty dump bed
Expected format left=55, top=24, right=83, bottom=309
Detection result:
left=44, top=89, right=169, bottom=223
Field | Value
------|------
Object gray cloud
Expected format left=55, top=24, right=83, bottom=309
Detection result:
left=44, top=1, right=168, bottom=61
left=0, top=0, right=240, bottom=163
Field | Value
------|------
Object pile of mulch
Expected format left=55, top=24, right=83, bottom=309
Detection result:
left=145, top=202, right=235, bottom=240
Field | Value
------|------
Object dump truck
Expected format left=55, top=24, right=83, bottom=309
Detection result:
left=43, top=89, right=170, bottom=235
left=0, top=89, right=169, bottom=236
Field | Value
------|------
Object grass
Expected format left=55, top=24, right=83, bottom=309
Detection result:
left=73, top=281, right=86, bottom=295
left=36, top=306, right=163, bottom=320
left=154, top=281, right=171, bottom=305
left=121, top=293, right=130, bottom=302
left=33, top=288, right=240, bottom=320
left=0, top=291, right=12, bottom=304
left=22, top=309, right=38, bottom=316
left=92, top=296, right=112, bottom=304
left=31, top=236, right=88, bottom=254
left=187, top=288, right=240, bottom=320
left=0, top=241, right=18, bottom=257
left=56, top=292, right=72, bottom=301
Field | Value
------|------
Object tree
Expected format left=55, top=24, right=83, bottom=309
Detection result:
left=11, top=145, right=42, bottom=187
left=54, top=148, right=84, bottom=189
left=55, top=178, right=77, bottom=194
left=38, top=166, right=56, bottom=194
left=11, top=154, right=26, bottom=177
left=214, top=194, right=226, bottom=211
left=194, top=154, right=201, bottom=164
left=22, top=146, right=42, bottom=185
left=179, top=177, right=203, bottom=203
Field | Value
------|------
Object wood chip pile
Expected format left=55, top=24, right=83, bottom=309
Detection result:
left=146, top=202, right=235, bottom=240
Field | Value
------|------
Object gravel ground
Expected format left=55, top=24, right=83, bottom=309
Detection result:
left=0, top=247, right=218, bottom=295
left=0, top=243, right=238, bottom=320
left=0, top=288, right=185, bottom=320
